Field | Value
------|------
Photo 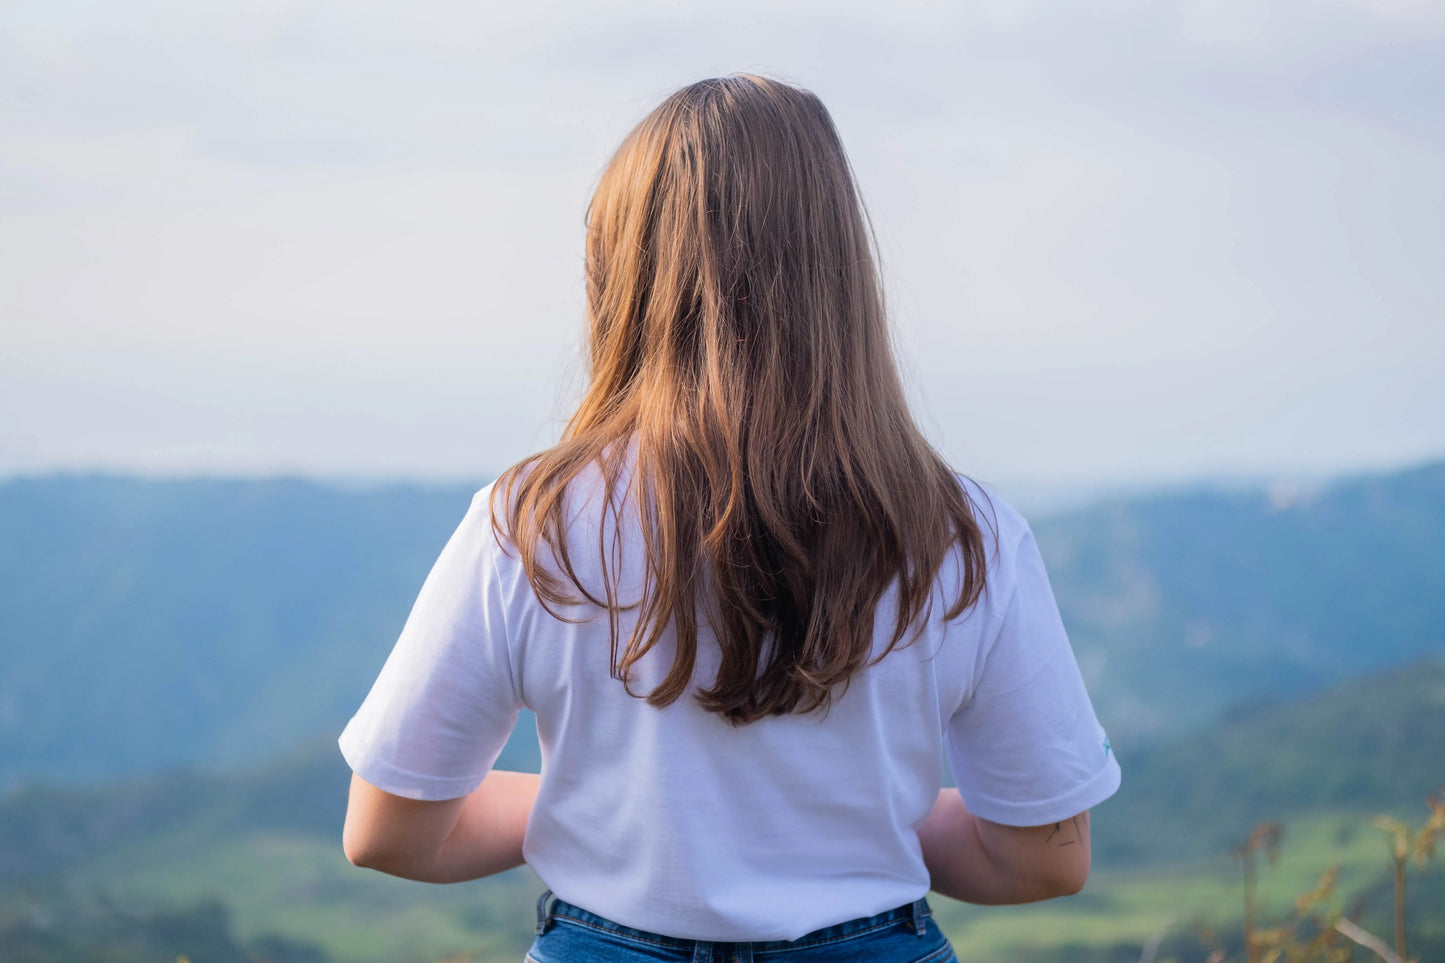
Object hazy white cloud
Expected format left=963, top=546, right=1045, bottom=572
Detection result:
left=2, top=0, right=1442, bottom=493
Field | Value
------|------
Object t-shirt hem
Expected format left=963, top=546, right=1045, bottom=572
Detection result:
left=960, top=755, right=1122, bottom=827
left=338, top=731, right=485, bottom=802
left=525, top=860, right=934, bottom=943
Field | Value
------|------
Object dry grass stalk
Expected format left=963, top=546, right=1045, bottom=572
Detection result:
left=1234, top=821, right=1284, bottom=963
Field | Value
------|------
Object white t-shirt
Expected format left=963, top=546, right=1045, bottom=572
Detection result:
left=338, top=459, right=1121, bottom=941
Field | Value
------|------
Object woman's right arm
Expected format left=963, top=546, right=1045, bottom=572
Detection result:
left=917, top=788, right=1091, bottom=904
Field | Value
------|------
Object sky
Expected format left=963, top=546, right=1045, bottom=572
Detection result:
left=2, top=0, right=1442, bottom=506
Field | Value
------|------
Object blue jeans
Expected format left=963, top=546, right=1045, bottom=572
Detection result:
left=525, top=890, right=958, bottom=963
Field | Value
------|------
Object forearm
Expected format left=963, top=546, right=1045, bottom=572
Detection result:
left=918, top=789, right=1090, bottom=904
left=345, top=770, right=540, bottom=884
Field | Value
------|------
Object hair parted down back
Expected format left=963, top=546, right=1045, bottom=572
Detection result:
left=491, top=73, right=992, bottom=725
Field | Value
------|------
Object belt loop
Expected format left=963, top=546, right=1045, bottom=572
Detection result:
left=535, top=888, right=555, bottom=936
left=910, top=897, right=928, bottom=936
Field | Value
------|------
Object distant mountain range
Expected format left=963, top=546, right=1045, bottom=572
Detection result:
left=0, top=475, right=478, bottom=790
left=1035, top=459, right=1445, bottom=740
left=2, top=459, right=1442, bottom=962
left=1, top=460, right=1442, bottom=791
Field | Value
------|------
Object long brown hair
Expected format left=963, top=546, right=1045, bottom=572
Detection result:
left=492, top=73, right=990, bottom=725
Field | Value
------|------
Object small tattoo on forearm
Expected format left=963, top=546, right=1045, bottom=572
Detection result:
left=1046, top=814, right=1087, bottom=848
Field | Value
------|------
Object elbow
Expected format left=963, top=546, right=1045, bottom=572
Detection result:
left=1052, top=865, right=1089, bottom=898
left=1040, top=856, right=1090, bottom=899
left=343, top=825, right=437, bottom=881
left=343, top=825, right=403, bottom=874
left=1012, top=847, right=1090, bottom=902
left=342, top=829, right=379, bottom=870
left=344, top=839, right=415, bottom=877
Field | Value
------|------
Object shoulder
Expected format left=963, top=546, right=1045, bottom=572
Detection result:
left=952, top=473, right=1033, bottom=561
left=461, top=480, right=504, bottom=539
left=486, top=442, right=634, bottom=524
left=948, top=473, right=1039, bottom=624
left=478, top=452, right=637, bottom=577
left=440, top=480, right=522, bottom=581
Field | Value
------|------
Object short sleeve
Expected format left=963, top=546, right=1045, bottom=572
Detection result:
left=944, top=524, right=1121, bottom=826
left=338, top=488, right=521, bottom=801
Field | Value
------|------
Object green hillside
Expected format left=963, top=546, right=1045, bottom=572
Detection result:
left=10, top=809, right=1438, bottom=963
left=1091, top=658, right=1445, bottom=866
left=2, top=662, right=1441, bottom=963
left=935, top=809, right=1445, bottom=963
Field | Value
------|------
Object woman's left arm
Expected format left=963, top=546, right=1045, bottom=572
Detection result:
left=343, top=770, right=540, bottom=883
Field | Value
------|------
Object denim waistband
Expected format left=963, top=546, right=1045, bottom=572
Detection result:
left=533, top=888, right=932, bottom=947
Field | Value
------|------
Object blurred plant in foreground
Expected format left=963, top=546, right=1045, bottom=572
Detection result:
left=1205, top=789, right=1444, bottom=963
left=1371, top=788, right=1445, bottom=963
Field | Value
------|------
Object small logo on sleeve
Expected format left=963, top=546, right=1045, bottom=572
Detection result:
left=1102, top=737, right=1112, bottom=758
